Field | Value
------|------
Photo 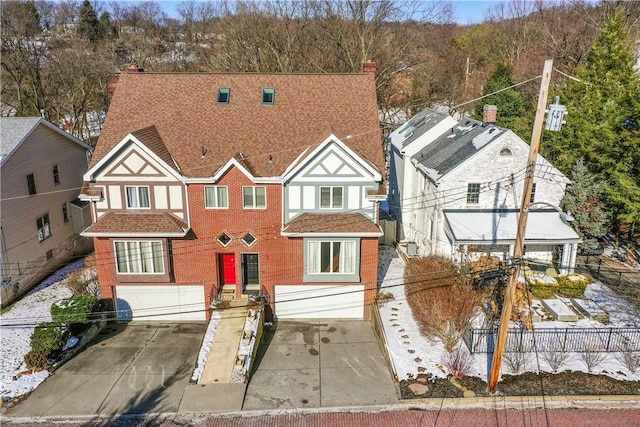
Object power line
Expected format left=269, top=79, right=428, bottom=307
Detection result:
left=0, top=264, right=487, bottom=326
left=452, top=75, right=543, bottom=110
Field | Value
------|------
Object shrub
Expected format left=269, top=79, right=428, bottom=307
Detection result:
left=579, top=350, right=607, bottom=373
left=615, top=348, right=640, bottom=374
left=65, top=267, right=98, bottom=297
left=442, top=346, right=473, bottom=379
left=51, top=296, right=97, bottom=323
left=405, top=256, right=485, bottom=351
left=376, top=291, right=394, bottom=303
left=29, top=322, right=69, bottom=356
left=24, top=349, right=50, bottom=370
left=542, top=351, right=569, bottom=372
left=504, top=351, right=531, bottom=374
left=555, top=275, right=589, bottom=298
left=529, top=284, right=557, bottom=299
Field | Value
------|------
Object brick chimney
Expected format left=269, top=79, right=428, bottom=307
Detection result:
left=106, top=75, right=119, bottom=96
left=363, top=59, right=377, bottom=74
left=125, top=62, right=144, bottom=73
left=483, top=105, right=497, bottom=124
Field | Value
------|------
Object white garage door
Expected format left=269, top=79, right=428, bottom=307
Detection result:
left=115, top=285, right=206, bottom=321
left=274, top=284, right=364, bottom=319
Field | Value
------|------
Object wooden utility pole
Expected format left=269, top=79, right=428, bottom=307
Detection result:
left=487, top=59, right=554, bottom=393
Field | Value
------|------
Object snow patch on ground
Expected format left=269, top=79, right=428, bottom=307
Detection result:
left=190, top=310, right=223, bottom=383
left=0, top=258, right=84, bottom=401
left=377, top=246, right=640, bottom=383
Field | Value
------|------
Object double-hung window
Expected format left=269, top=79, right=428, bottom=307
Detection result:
left=37, top=213, right=51, bottom=242
left=320, top=186, right=343, bottom=209
left=205, top=186, right=228, bottom=208
left=307, top=240, right=356, bottom=276
left=126, top=186, right=150, bottom=208
left=62, top=202, right=69, bottom=222
left=243, top=186, right=266, bottom=209
left=115, top=241, right=164, bottom=274
left=53, top=165, right=60, bottom=184
left=27, top=174, right=37, bottom=195
left=466, top=183, right=480, bottom=204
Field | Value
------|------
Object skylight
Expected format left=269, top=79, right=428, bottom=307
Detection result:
left=262, top=88, right=275, bottom=105
left=217, top=88, right=230, bottom=105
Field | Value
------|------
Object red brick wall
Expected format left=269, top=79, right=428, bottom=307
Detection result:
left=92, top=165, right=380, bottom=321
left=361, top=237, right=379, bottom=321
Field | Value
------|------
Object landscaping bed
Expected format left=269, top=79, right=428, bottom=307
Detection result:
left=400, top=371, right=640, bottom=399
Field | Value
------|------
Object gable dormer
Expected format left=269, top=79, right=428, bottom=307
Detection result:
left=81, top=129, right=187, bottom=221
left=283, top=135, right=382, bottom=222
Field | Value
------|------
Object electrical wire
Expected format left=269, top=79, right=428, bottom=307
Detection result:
left=0, top=264, right=483, bottom=326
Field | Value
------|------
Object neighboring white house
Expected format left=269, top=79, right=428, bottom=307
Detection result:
left=389, top=107, right=581, bottom=273
left=387, top=109, right=457, bottom=242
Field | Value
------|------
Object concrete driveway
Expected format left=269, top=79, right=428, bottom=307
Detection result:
left=243, top=320, right=399, bottom=410
left=7, top=322, right=206, bottom=417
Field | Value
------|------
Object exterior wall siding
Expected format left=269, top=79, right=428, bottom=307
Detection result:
left=406, top=132, right=567, bottom=258
left=0, top=125, right=92, bottom=306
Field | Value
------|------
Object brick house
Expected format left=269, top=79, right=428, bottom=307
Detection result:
left=79, top=70, right=385, bottom=321
left=388, top=107, right=581, bottom=273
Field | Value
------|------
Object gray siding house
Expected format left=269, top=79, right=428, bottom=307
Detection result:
left=1, top=117, right=93, bottom=306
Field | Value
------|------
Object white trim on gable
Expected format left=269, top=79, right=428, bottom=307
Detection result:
left=182, top=157, right=283, bottom=184
left=83, top=133, right=183, bottom=182
left=283, top=134, right=382, bottom=184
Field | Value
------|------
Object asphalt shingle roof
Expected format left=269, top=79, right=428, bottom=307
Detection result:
left=413, top=117, right=506, bottom=181
left=83, top=212, right=189, bottom=235
left=283, top=213, right=381, bottom=234
left=130, top=125, right=177, bottom=172
left=0, top=117, right=42, bottom=162
left=93, top=72, right=384, bottom=178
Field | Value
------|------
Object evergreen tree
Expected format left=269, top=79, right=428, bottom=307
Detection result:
left=474, top=62, right=527, bottom=130
left=77, top=0, right=100, bottom=43
left=98, top=11, right=115, bottom=39
left=543, top=8, right=640, bottom=227
left=562, top=159, right=609, bottom=251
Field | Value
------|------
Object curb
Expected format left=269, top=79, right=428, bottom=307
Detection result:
left=4, top=396, right=640, bottom=424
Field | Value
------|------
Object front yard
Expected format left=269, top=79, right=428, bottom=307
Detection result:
left=377, top=246, right=640, bottom=398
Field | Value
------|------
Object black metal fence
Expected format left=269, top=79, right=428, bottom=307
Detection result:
left=464, top=327, right=640, bottom=354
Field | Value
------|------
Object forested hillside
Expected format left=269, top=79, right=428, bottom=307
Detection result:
left=2, top=0, right=639, bottom=229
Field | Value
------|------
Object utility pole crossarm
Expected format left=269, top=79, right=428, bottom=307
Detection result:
left=487, top=59, right=554, bottom=393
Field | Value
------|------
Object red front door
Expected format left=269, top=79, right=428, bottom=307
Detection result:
left=220, top=254, right=236, bottom=285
